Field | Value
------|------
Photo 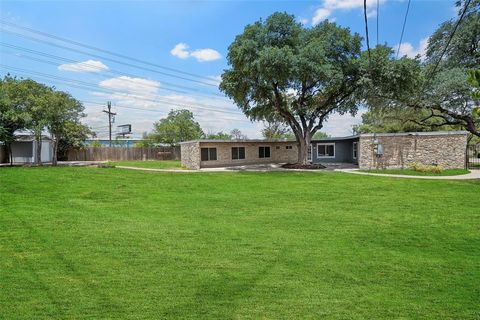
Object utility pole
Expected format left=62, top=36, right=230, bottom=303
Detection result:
left=102, top=101, right=116, bottom=147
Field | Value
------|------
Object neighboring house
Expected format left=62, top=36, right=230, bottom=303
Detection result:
left=180, top=131, right=468, bottom=170
left=9, top=134, right=54, bottom=164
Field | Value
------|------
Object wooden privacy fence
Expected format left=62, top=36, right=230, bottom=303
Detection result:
left=67, top=146, right=181, bottom=161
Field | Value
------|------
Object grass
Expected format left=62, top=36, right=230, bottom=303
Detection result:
left=107, top=160, right=184, bottom=169
left=0, top=167, right=479, bottom=319
left=359, top=168, right=470, bottom=176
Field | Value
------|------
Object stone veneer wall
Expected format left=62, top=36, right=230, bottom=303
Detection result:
left=198, top=141, right=298, bottom=168
left=358, top=133, right=468, bottom=170
left=180, top=141, right=201, bottom=169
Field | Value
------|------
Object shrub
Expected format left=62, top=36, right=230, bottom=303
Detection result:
left=408, top=162, right=444, bottom=173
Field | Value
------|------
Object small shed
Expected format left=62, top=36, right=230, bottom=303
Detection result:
left=10, top=135, right=54, bottom=164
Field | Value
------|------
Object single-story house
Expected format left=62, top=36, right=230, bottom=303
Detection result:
left=8, top=134, right=54, bottom=164
left=180, top=131, right=468, bottom=170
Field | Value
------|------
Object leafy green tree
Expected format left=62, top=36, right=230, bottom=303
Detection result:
left=134, top=132, right=155, bottom=147
left=312, top=131, right=329, bottom=139
left=353, top=107, right=462, bottom=134
left=150, top=109, right=204, bottom=146
left=205, top=131, right=232, bottom=140
left=220, top=12, right=408, bottom=164
left=57, top=121, right=92, bottom=160
left=230, top=128, right=247, bottom=140
left=261, top=118, right=291, bottom=140
left=21, top=79, right=52, bottom=165
left=0, top=76, right=31, bottom=165
left=90, top=140, right=102, bottom=148
left=45, top=90, right=87, bottom=165
left=384, top=0, right=480, bottom=137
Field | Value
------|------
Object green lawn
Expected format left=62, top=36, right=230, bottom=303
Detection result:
left=108, top=160, right=184, bottom=169
left=0, top=167, right=479, bottom=319
left=360, top=168, right=470, bottom=176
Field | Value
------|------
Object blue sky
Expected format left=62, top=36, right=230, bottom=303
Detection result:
left=0, top=0, right=457, bottom=138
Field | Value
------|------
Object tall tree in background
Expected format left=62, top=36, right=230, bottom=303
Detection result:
left=22, top=79, right=51, bottom=165
left=1, top=76, right=90, bottom=164
left=150, top=109, right=203, bottom=146
left=46, top=91, right=87, bottom=165
left=56, top=121, right=92, bottom=161
left=373, top=0, right=480, bottom=137
left=261, top=118, right=291, bottom=140
left=230, top=128, right=247, bottom=140
left=205, top=131, right=232, bottom=140
left=0, top=76, right=31, bottom=165
left=220, top=13, right=411, bottom=164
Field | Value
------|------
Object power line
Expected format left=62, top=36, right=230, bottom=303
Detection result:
left=396, top=0, right=411, bottom=59
left=363, top=0, right=372, bottom=65
left=80, top=100, right=249, bottom=123
left=0, top=64, right=242, bottom=116
left=0, top=42, right=226, bottom=100
left=427, top=0, right=472, bottom=80
left=0, top=66, right=251, bottom=123
left=376, top=0, right=380, bottom=46
left=0, top=19, right=219, bottom=83
left=0, top=28, right=219, bottom=88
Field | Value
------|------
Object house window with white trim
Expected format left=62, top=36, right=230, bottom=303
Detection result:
left=353, top=142, right=358, bottom=160
left=307, top=145, right=312, bottom=161
left=317, top=143, right=335, bottom=158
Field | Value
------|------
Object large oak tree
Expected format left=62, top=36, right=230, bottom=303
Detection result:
left=220, top=12, right=413, bottom=164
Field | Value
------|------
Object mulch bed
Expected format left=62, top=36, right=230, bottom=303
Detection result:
left=282, top=163, right=327, bottom=170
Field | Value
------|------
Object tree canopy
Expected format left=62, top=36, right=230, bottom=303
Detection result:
left=150, top=109, right=204, bottom=145
left=367, top=0, right=480, bottom=137
left=220, top=12, right=414, bottom=163
left=0, top=76, right=90, bottom=165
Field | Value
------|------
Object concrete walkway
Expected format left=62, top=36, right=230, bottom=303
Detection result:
left=335, top=169, right=480, bottom=180
left=115, top=163, right=322, bottom=173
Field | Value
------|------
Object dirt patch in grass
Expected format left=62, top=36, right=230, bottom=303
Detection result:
left=282, top=163, right=326, bottom=170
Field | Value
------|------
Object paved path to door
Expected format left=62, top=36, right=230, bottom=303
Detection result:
left=335, top=169, right=480, bottom=180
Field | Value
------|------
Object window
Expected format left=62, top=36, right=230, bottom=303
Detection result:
left=317, top=143, right=335, bottom=158
left=286, top=145, right=293, bottom=150
left=231, top=147, right=245, bottom=160
left=307, top=145, right=312, bottom=161
left=259, top=146, right=271, bottom=158
left=201, top=147, right=217, bottom=161
left=353, top=142, right=358, bottom=159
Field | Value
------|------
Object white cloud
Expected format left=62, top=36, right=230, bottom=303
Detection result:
left=170, top=43, right=222, bottom=62
left=312, top=8, right=332, bottom=24
left=323, top=0, right=379, bottom=10
left=311, top=0, right=384, bottom=25
left=366, top=9, right=377, bottom=18
left=298, top=17, right=310, bottom=25
left=322, top=110, right=365, bottom=137
left=99, top=76, right=160, bottom=95
left=396, top=37, right=429, bottom=59
left=190, top=48, right=222, bottom=62
left=58, top=60, right=108, bottom=73
left=170, top=43, right=190, bottom=59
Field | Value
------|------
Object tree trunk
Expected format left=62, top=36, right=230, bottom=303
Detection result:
left=296, top=133, right=312, bottom=165
left=8, top=143, right=13, bottom=166
left=35, top=134, right=42, bottom=165
left=52, top=135, right=58, bottom=166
